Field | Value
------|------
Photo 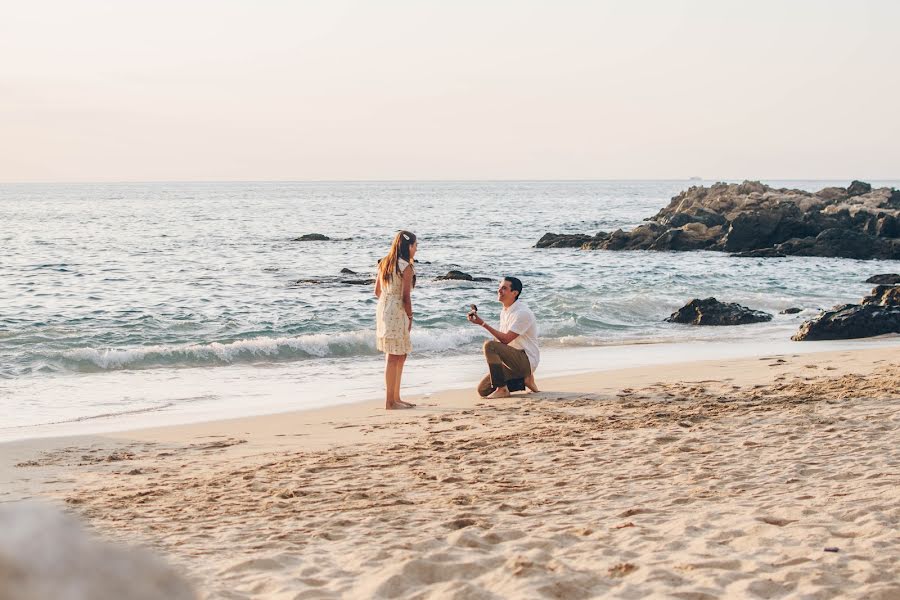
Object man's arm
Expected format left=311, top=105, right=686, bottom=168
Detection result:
left=467, top=313, right=519, bottom=345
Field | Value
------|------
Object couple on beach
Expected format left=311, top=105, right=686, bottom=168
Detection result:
left=374, top=231, right=540, bottom=410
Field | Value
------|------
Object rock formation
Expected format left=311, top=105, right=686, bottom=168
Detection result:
left=665, top=298, right=773, bottom=326
left=792, top=285, right=900, bottom=341
left=538, top=181, right=900, bottom=259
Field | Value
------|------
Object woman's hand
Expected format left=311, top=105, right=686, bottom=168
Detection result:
left=407, top=314, right=413, bottom=331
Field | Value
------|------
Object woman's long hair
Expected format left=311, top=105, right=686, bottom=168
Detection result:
left=378, top=230, right=416, bottom=285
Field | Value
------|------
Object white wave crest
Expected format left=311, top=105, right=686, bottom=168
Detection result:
left=58, top=327, right=487, bottom=371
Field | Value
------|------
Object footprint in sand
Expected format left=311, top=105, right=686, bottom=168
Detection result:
left=756, top=516, right=795, bottom=527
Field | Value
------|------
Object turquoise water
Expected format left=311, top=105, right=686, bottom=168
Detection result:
left=2, top=180, right=898, bottom=437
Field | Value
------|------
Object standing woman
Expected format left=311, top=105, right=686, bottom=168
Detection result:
left=375, top=231, right=417, bottom=409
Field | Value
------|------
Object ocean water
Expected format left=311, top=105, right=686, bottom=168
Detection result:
left=2, top=180, right=899, bottom=440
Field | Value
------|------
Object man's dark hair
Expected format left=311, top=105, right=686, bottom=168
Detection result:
left=504, top=276, right=523, bottom=300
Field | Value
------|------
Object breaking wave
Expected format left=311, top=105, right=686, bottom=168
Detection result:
left=52, top=327, right=488, bottom=372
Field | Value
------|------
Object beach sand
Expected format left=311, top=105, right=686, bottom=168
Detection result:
left=2, top=345, right=899, bottom=599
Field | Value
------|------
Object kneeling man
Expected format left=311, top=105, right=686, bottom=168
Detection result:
left=467, top=276, right=540, bottom=398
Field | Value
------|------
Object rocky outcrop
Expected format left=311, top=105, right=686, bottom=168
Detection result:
left=665, top=298, right=773, bottom=326
left=546, top=181, right=900, bottom=259
left=792, top=285, right=900, bottom=341
left=866, top=274, right=900, bottom=284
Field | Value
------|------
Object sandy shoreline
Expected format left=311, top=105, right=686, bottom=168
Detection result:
left=2, top=344, right=899, bottom=598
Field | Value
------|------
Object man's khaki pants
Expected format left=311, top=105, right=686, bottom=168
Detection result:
left=477, top=340, right=532, bottom=397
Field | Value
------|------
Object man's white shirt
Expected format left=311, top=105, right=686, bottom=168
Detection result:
left=499, top=300, right=540, bottom=372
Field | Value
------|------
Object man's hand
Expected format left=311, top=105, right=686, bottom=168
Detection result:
left=467, top=312, right=484, bottom=326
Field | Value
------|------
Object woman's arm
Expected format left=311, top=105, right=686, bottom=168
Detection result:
left=401, top=267, right=414, bottom=325
left=374, top=275, right=382, bottom=298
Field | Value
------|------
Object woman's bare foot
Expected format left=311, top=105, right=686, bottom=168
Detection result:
left=524, top=375, right=539, bottom=393
left=396, top=399, right=416, bottom=408
left=386, top=401, right=413, bottom=410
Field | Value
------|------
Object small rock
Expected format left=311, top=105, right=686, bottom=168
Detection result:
left=780, top=307, right=803, bottom=314
left=293, top=233, right=330, bottom=241
left=340, top=279, right=375, bottom=285
left=666, top=298, right=773, bottom=326
left=824, top=547, right=839, bottom=553
left=340, top=268, right=357, bottom=275
left=291, top=278, right=325, bottom=285
left=436, top=270, right=474, bottom=281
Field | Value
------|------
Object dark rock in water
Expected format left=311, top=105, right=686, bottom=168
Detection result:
left=583, top=223, right=663, bottom=250
left=340, top=278, right=375, bottom=285
left=292, top=276, right=373, bottom=286
left=293, top=233, right=330, bottom=241
left=797, top=229, right=897, bottom=259
left=847, top=180, right=872, bottom=197
left=666, top=298, right=774, bottom=326
left=436, top=270, right=474, bottom=281
left=792, top=285, right=900, bottom=341
left=340, top=268, right=357, bottom=274
left=434, top=270, right=493, bottom=283
left=781, top=307, right=803, bottom=314
left=732, top=248, right=788, bottom=258
left=866, top=273, right=900, bottom=285
left=535, top=233, right=594, bottom=248
left=737, top=230, right=900, bottom=260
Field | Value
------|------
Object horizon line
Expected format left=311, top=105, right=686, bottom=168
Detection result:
left=2, top=177, right=899, bottom=186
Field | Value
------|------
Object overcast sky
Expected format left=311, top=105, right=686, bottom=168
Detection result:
left=2, top=0, right=898, bottom=182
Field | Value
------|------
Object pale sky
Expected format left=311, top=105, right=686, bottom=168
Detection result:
left=2, top=0, right=898, bottom=182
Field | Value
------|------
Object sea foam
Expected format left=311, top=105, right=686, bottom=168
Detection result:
left=56, top=327, right=487, bottom=371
